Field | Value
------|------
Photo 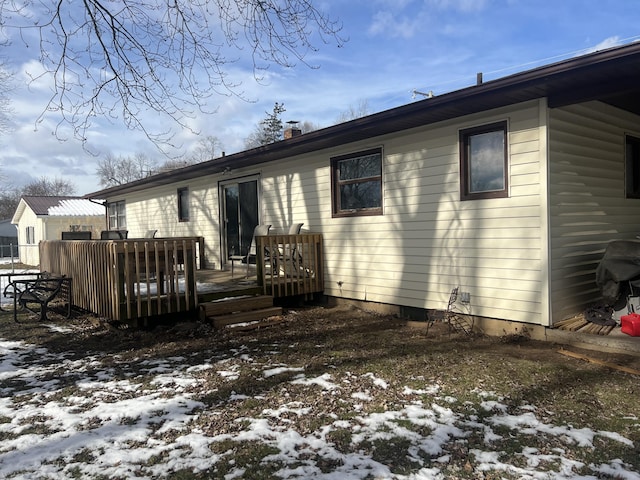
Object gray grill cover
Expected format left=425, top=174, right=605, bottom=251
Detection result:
left=595, top=240, right=640, bottom=303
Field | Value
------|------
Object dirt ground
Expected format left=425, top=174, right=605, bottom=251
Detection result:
left=1, top=302, right=639, bottom=478
left=3, top=301, right=640, bottom=375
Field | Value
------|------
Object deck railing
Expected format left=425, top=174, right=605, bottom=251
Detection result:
left=40, top=237, right=201, bottom=322
left=256, top=233, right=324, bottom=299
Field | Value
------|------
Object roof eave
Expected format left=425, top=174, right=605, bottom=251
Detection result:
left=85, top=41, right=640, bottom=199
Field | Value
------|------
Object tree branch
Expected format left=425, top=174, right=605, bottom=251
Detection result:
left=1, top=0, right=345, bottom=151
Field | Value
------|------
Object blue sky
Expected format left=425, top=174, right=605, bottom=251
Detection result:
left=0, top=0, right=639, bottom=195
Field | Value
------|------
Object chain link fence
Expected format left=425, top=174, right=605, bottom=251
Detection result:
left=0, top=243, right=19, bottom=259
left=0, top=244, right=39, bottom=269
left=0, top=244, right=40, bottom=310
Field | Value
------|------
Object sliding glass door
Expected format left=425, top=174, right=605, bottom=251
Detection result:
left=222, top=179, right=259, bottom=262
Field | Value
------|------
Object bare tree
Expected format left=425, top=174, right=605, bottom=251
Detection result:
left=186, top=135, right=222, bottom=163
left=0, top=188, right=21, bottom=220
left=96, top=152, right=157, bottom=187
left=147, top=135, right=223, bottom=173
left=0, top=177, right=77, bottom=219
left=22, top=177, right=76, bottom=196
left=0, top=1, right=344, bottom=149
left=336, top=99, right=371, bottom=123
left=300, top=120, right=319, bottom=133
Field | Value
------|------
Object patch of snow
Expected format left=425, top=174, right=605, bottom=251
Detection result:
left=290, top=373, right=340, bottom=391
left=0, top=336, right=636, bottom=479
left=263, top=366, right=305, bottom=378
left=363, top=372, right=389, bottom=389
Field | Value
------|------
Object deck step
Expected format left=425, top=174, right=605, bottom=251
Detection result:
left=199, top=295, right=282, bottom=329
left=211, top=306, right=284, bottom=329
left=199, top=295, right=274, bottom=319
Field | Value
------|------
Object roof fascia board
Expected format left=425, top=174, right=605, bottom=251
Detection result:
left=85, top=42, right=640, bottom=199
left=10, top=199, right=28, bottom=224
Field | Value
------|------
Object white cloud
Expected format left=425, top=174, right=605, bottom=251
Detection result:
left=427, top=0, right=490, bottom=12
left=587, top=36, right=623, bottom=53
left=368, top=10, right=421, bottom=39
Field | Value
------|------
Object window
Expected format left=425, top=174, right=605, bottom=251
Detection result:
left=178, top=187, right=190, bottom=222
left=107, top=201, right=126, bottom=230
left=626, top=135, right=640, bottom=199
left=460, top=121, right=508, bottom=200
left=331, top=148, right=383, bottom=217
left=25, top=226, right=35, bottom=244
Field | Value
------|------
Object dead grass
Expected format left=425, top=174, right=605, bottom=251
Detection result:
left=1, top=303, right=639, bottom=478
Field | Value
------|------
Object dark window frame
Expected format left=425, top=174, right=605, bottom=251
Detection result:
left=177, top=187, right=190, bottom=222
left=459, top=121, right=509, bottom=201
left=625, top=135, right=640, bottom=199
left=330, top=147, right=383, bottom=218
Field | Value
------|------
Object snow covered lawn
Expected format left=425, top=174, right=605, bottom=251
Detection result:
left=0, top=305, right=638, bottom=479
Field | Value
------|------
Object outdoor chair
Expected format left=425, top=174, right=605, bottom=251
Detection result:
left=288, top=223, right=304, bottom=235
left=229, top=224, right=272, bottom=278
left=275, top=223, right=305, bottom=276
left=100, top=230, right=127, bottom=240
left=284, top=222, right=304, bottom=263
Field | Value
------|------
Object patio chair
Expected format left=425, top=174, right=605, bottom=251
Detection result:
left=229, top=224, right=272, bottom=278
left=274, top=223, right=305, bottom=276
left=284, top=222, right=304, bottom=265
left=100, top=230, right=127, bottom=240
left=288, top=223, right=304, bottom=235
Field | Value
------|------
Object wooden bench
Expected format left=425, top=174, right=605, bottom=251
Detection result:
left=9, top=275, right=71, bottom=322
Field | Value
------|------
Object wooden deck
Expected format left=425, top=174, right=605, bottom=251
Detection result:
left=40, top=238, right=201, bottom=323
left=38, top=234, right=324, bottom=324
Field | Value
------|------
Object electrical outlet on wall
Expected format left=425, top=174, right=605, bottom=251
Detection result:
left=460, top=291, right=471, bottom=304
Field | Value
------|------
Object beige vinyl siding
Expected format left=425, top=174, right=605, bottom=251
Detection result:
left=16, top=207, right=40, bottom=266
left=106, top=99, right=546, bottom=324
left=121, top=178, right=221, bottom=268
left=261, top=165, right=328, bottom=230
left=261, top=100, right=546, bottom=324
left=549, top=101, right=640, bottom=323
left=43, top=216, right=104, bottom=240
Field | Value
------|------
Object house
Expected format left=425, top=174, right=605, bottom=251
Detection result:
left=85, top=42, right=640, bottom=328
left=0, top=219, right=18, bottom=258
left=11, top=196, right=105, bottom=266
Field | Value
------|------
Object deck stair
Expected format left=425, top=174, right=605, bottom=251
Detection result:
left=199, top=294, right=283, bottom=330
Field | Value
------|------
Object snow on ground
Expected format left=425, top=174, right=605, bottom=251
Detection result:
left=0, top=330, right=638, bottom=479
left=0, top=268, right=40, bottom=309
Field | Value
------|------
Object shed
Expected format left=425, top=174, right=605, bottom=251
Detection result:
left=11, top=196, right=105, bottom=266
